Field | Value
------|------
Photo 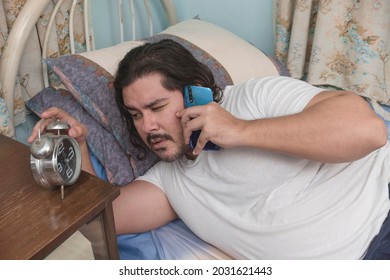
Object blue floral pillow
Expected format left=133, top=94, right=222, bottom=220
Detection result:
left=26, top=86, right=157, bottom=185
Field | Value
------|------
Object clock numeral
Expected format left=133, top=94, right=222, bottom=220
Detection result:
left=67, top=146, right=75, bottom=161
left=66, top=167, right=74, bottom=179
left=57, top=162, right=63, bottom=173
left=58, top=141, right=65, bottom=155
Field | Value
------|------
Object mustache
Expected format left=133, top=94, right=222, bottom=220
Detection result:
left=147, top=133, right=174, bottom=145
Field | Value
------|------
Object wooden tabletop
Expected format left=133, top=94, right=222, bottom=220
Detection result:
left=0, top=134, right=120, bottom=259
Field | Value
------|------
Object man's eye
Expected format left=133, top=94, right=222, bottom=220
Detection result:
left=130, top=112, right=141, bottom=120
left=152, top=104, right=166, bottom=111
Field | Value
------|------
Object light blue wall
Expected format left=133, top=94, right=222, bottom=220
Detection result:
left=171, top=0, right=275, bottom=55
left=91, top=0, right=275, bottom=55
left=90, top=0, right=171, bottom=48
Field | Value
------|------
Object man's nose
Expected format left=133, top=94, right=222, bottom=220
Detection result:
left=141, top=112, right=159, bottom=133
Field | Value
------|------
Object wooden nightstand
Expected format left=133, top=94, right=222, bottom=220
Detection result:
left=0, top=134, right=120, bottom=259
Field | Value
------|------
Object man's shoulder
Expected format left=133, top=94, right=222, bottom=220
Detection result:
left=224, top=76, right=300, bottom=92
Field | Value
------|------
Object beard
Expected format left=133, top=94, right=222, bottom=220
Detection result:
left=147, top=133, right=189, bottom=162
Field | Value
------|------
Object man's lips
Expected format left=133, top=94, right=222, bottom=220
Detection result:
left=147, top=134, right=173, bottom=149
left=150, top=137, right=166, bottom=148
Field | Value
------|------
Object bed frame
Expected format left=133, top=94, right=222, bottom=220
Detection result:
left=0, top=0, right=177, bottom=137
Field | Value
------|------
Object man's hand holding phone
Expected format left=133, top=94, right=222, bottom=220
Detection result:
left=183, top=85, right=220, bottom=152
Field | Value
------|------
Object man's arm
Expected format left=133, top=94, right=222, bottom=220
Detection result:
left=113, top=180, right=177, bottom=234
left=180, top=90, right=387, bottom=163
left=240, top=90, right=387, bottom=163
left=28, top=107, right=177, bottom=234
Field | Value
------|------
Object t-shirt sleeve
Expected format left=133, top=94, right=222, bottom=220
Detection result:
left=135, top=161, right=166, bottom=192
left=222, top=76, right=325, bottom=119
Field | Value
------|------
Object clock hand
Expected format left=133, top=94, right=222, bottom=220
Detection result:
left=59, top=149, right=70, bottom=167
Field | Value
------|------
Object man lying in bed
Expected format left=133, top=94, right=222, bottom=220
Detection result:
left=28, top=39, right=390, bottom=259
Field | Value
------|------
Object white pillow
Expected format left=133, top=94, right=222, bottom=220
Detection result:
left=80, top=41, right=144, bottom=76
left=161, top=19, right=280, bottom=83
left=79, top=19, right=280, bottom=83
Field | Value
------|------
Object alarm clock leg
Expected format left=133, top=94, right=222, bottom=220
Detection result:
left=61, top=185, right=65, bottom=200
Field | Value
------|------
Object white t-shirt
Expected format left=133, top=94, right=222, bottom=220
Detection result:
left=137, top=76, right=390, bottom=259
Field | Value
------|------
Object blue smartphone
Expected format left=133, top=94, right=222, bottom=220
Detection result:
left=184, top=85, right=220, bottom=151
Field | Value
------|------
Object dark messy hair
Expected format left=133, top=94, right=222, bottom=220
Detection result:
left=114, top=39, right=223, bottom=160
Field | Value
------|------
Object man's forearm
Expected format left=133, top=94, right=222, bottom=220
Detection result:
left=80, top=142, right=97, bottom=176
left=236, top=91, right=387, bottom=163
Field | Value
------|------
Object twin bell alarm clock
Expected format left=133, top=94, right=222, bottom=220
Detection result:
left=30, top=118, right=81, bottom=198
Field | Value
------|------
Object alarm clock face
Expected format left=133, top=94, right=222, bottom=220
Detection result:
left=54, top=137, right=81, bottom=185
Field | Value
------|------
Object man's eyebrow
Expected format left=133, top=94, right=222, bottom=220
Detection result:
left=125, top=98, right=169, bottom=111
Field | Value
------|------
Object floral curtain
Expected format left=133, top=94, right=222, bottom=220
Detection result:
left=275, top=0, right=390, bottom=117
left=0, top=0, right=89, bottom=137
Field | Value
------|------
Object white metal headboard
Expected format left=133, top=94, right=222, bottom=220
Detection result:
left=0, top=0, right=177, bottom=137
